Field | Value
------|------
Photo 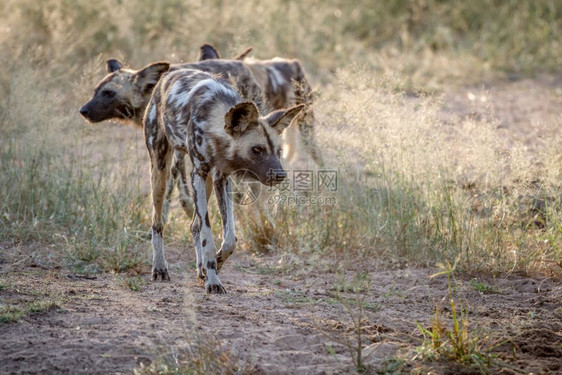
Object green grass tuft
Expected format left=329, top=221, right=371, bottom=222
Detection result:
left=0, top=307, right=24, bottom=324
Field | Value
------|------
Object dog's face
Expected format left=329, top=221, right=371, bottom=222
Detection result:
left=220, top=102, right=304, bottom=185
left=79, top=59, right=169, bottom=125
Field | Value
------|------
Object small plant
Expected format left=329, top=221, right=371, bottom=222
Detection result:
left=414, top=261, right=496, bottom=371
left=27, top=299, right=61, bottom=314
left=382, top=285, right=406, bottom=300
left=334, top=271, right=371, bottom=293
left=0, top=306, right=24, bottom=324
left=103, top=238, right=149, bottom=274
left=1, top=296, right=63, bottom=324
left=470, top=279, right=500, bottom=295
left=316, top=271, right=374, bottom=373
left=124, top=276, right=146, bottom=292
left=378, top=356, right=409, bottom=374
left=278, top=289, right=315, bottom=306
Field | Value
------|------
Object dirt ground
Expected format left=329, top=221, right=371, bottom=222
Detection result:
left=1, top=76, right=561, bottom=374
left=440, top=74, right=562, bottom=153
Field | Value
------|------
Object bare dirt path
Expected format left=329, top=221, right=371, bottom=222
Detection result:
left=1, top=76, right=561, bottom=374
left=1, top=241, right=561, bottom=374
left=440, top=75, right=562, bottom=152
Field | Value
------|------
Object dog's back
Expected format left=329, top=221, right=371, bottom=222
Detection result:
left=243, top=57, right=311, bottom=110
left=173, top=60, right=264, bottom=112
left=145, top=69, right=241, bottom=155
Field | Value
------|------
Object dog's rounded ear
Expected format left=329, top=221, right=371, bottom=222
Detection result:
left=266, top=104, right=305, bottom=134
left=224, top=102, right=259, bottom=137
left=134, top=62, right=171, bottom=93
left=106, top=59, right=124, bottom=73
left=198, top=44, right=221, bottom=61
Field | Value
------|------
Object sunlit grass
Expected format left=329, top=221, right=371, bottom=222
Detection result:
left=0, top=0, right=560, bottom=277
left=236, top=69, right=561, bottom=274
left=0, top=2, right=560, bottom=373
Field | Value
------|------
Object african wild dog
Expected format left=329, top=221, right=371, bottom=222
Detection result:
left=198, top=44, right=323, bottom=166
left=145, top=68, right=303, bottom=292
left=80, top=58, right=264, bottom=125
left=79, top=58, right=265, bottom=222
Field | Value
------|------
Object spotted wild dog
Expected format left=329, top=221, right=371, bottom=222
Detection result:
left=145, top=68, right=303, bottom=292
left=198, top=44, right=323, bottom=166
left=79, top=58, right=265, bottom=222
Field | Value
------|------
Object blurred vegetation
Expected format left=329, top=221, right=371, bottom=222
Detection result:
left=0, top=0, right=560, bottom=76
left=0, top=0, right=560, bottom=275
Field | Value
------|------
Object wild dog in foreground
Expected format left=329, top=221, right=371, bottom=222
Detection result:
left=79, top=58, right=264, bottom=222
left=198, top=44, right=323, bottom=166
left=145, top=68, right=303, bottom=292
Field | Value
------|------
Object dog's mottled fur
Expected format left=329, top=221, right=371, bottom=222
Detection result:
left=80, top=58, right=266, bottom=221
left=198, top=44, right=323, bottom=166
left=145, top=68, right=303, bottom=292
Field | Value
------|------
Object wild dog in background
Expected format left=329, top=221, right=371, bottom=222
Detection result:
left=198, top=44, right=323, bottom=166
left=145, top=68, right=303, bottom=292
left=80, top=58, right=265, bottom=222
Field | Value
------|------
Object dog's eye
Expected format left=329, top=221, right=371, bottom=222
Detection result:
left=252, top=146, right=265, bottom=155
left=102, top=90, right=115, bottom=99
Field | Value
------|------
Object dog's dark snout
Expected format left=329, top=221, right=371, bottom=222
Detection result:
left=79, top=105, right=89, bottom=117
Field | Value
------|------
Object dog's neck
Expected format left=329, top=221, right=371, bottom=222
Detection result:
left=131, top=104, right=147, bottom=128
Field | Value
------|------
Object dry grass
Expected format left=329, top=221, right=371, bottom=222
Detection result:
left=236, top=68, right=561, bottom=275
left=0, top=0, right=561, bottom=371
left=1, top=0, right=560, bottom=275
left=134, top=332, right=242, bottom=375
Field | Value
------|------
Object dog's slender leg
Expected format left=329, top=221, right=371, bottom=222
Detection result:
left=193, top=175, right=213, bottom=280
left=174, top=151, right=195, bottom=219
left=161, top=152, right=195, bottom=226
left=214, top=171, right=236, bottom=271
left=150, top=142, right=172, bottom=281
left=162, top=155, right=179, bottom=225
left=190, top=171, right=225, bottom=294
